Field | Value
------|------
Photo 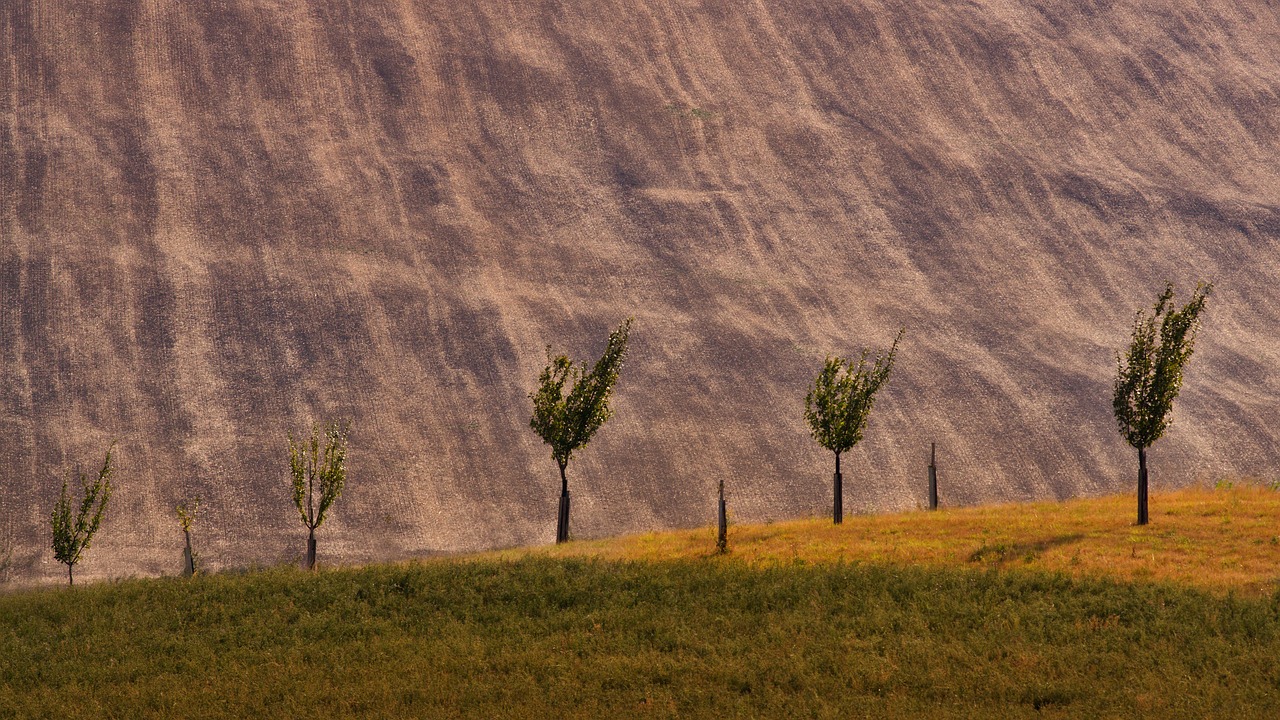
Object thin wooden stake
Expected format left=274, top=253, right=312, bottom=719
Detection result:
left=928, top=442, right=938, bottom=510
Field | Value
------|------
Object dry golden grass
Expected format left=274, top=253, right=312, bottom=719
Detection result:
left=507, top=485, right=1280, bottom=597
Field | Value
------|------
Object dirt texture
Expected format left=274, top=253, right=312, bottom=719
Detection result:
left=3, top=0, right=1280, bottom=583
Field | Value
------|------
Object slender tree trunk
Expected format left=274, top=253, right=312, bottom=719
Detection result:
left=928, top=442, right=938, bottom=510
left=556, top=462, right=570, bottom=544
left=183, top=530, right=195, bottom=576
left=67, top=563, right=73, bottom=587
left=306, top=526, right=317, bottom=570
left=833, top=451, right=843, bottom=525
left=1137, top=447, right=1149, bottom=526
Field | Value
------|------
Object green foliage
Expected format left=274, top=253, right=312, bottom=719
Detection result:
left=804, top=329, right=903, bottom=455
left=530, top=318, right=632, bottom=471
left=1113, top=282, right=1212, bottom=450
left=177, top=497, right=202, bottom=576
left=176, top=497, right=201, bottom=534
left=2, top=558, right=1280, bottom=717
left=289, top=421, right=349, bottom=531
left=50, top=445, right=115, bottom=585
left=664, top=103, right=716, bottom=119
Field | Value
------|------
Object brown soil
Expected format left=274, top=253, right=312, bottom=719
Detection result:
left=3, top=0, right=1279, bottom=584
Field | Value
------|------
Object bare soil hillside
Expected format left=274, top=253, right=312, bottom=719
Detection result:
left=3, top=0, right=1280, bottom=583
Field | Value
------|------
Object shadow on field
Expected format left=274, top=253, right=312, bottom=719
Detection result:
left=968, top=534, right=1085, bottom=565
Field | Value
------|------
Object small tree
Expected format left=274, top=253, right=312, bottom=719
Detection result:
left=289, top=421, right=349, bottom=570
left=804, top=330, right=902, bottom=524
left=176, top=497, right=202, bottom=576
left=530, top=318, right=632, bottom=543
left=1113, top=282, right=1211, bottom=526
left=51, top=445, right=115, bottom=586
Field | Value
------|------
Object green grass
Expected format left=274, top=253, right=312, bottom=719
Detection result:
left=3, top=557, right=1280, bottom=718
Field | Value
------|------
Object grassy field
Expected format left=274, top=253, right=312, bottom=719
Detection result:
left=520, top=485, right=1280, bottom=597
left=2, top=487, right=1279, bottom=718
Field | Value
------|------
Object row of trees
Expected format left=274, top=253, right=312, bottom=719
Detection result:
left=45, top=282, right=1211, bottom=583
left=48, top=422, right=350, bottom=585
left=528, top=282, right=1212, bottom=541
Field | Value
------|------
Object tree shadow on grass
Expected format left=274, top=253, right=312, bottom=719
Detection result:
left=969, top=534, right=1086, bottom=565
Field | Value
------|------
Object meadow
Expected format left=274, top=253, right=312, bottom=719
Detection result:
left=528, top=485, right=1280, bottom=597
left=2, top=486, right=1278, bottom=718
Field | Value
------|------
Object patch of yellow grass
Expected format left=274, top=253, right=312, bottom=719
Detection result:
left=501, top=485, right=1280, bottom=596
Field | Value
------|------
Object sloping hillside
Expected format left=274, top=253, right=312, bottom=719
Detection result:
left=3, top=0, right=1280, bottom=583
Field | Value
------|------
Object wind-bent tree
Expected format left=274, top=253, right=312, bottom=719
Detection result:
left=530, top=318, right=632, bottom=544
left=176, top=497, right=201, bottom=576
left=1113, top=282, right=1211, bottom=526
left=51, top=445, right=115, bottom=586
left=804, top=330, right=902, bottom=524
left=289, top=421, right=349, bottom=570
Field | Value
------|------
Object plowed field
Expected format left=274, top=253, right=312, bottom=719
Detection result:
left=3, top=0, right=1279, bottom=583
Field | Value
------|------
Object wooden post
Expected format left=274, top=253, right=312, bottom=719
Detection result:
left=182, top=530, right=195, bottom=576
left=833, top=451, right=843, bottom=525
left=1137, top=447, right=1148, bottom=526
left=717, top=478, right=727, bottom=553
left=306, top=528, right=317, bottom=570
left=928, top=442, right=938, bottom=510
left=557, top=491, right=571, bottom=543
left=833, top=473, right=843, bottom=524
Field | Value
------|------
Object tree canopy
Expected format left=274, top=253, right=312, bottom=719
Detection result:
left=1113, top=282, right=1211, bottom=451
left=530, top=318, right=632, bottom=471
left=805, top=329, right=903, bottom=456
left=289, top=421, right=349, bottom=532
